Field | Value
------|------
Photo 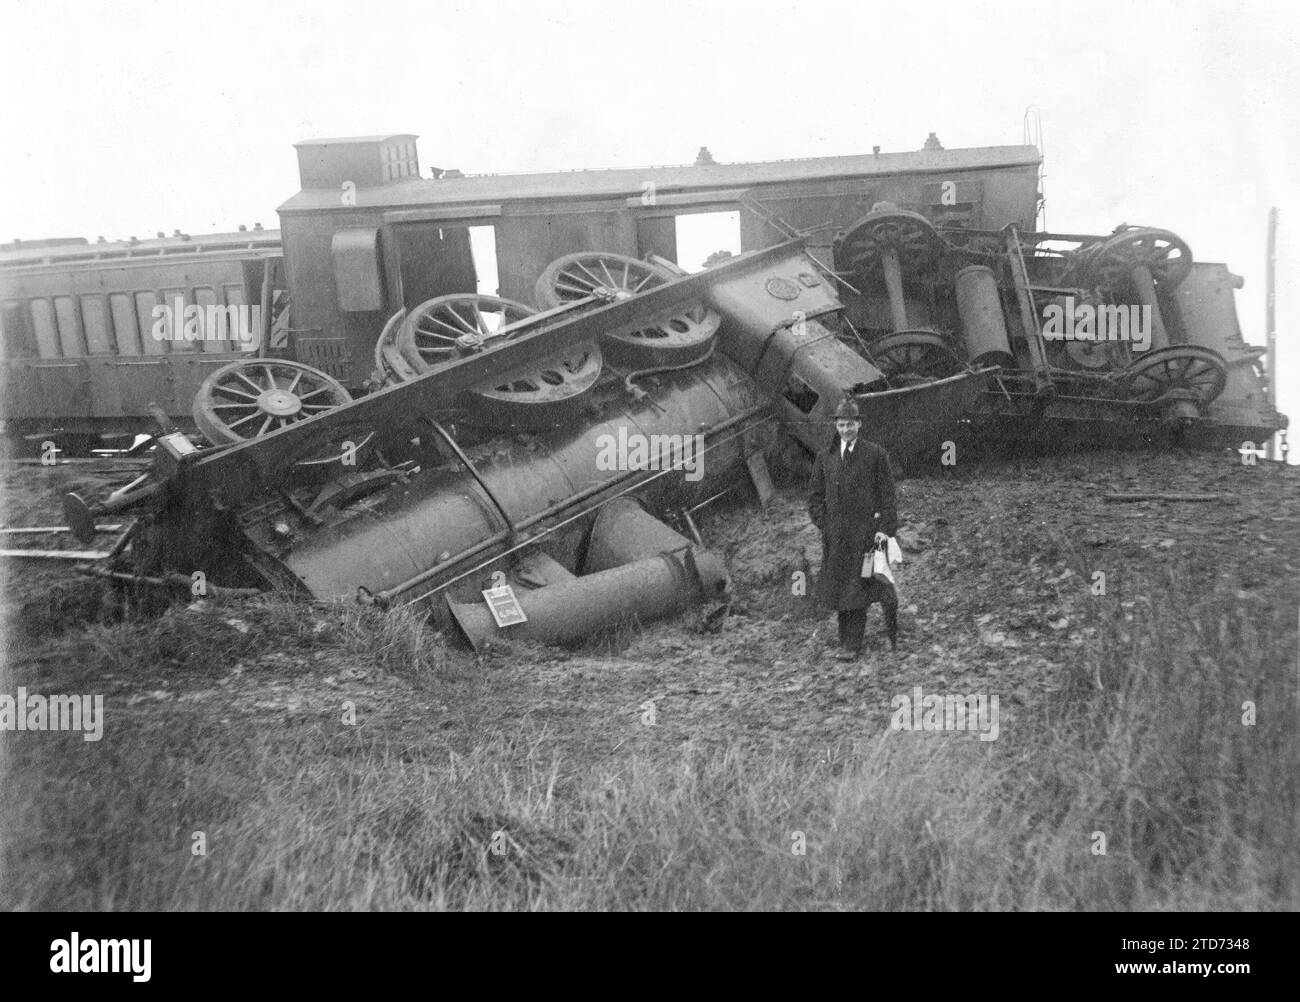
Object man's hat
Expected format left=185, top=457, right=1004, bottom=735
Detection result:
left=833, top=398, right=861, bottom=421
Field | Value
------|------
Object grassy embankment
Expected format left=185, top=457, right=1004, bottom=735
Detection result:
left=2, top=549, right=1294, bottom=910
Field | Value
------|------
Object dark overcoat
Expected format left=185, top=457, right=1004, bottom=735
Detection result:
left=808, top=435, right=898, bottom=610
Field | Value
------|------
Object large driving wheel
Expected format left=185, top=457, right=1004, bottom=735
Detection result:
left=193, top=359, right=352, bottom=445
left=397, top=294, right=539, bottom=373
left=466, top=345, right=604, bottom=430
left=394, top=295, right=603, bottom=431
left=1118, top=346, right=1227, bottom=407
left=833, top=204, right=943, bottom=277
left=534, top=251, right=720, bottom=366
left=535, top=251, right=672, bottom=306
left=867, top=330, right=964, bottom=383
left=1082, top=227, right=1193, bottom=290
left=372, top=308, right=419, bottom=386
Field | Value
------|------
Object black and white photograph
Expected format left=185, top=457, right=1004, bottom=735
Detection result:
left=0, top=0, right=1294, bottom=946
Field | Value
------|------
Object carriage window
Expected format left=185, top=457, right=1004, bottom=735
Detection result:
left=333, top=228, right=384, bottom=311
left=53, top=296, right=83, bottom=357
left=394, top=223, right=476, bottom=308
left=30, top=299, right=59, bottom=358
left=162, top=288, right=196, bottom=351
left=194, top=286, right=224, bottom=351
left=674, top=211, right=742, bottom=272
left=110, top=293, right=141, bottom=355
left=469, top=226, right=500, bottom=297
left=1, top=301, right=36, bottom=359
left=80, top=295, right=113, bottom=354
left=136, top=291, right=166, bottom=355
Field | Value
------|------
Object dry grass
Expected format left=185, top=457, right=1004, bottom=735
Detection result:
left=1, top=562, right=1294, bottom=910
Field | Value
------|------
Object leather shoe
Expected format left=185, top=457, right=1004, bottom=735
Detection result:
left=834, top=647, right=858, bottom=662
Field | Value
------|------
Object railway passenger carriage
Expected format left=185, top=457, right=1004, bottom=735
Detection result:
left=0, top=230, right=286, bottom=451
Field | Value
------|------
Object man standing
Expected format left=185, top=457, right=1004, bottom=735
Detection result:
left=808, top=398, right=899, bottom=661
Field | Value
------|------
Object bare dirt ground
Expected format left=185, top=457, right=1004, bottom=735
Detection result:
left=449, top=446, right=1297, bottom=764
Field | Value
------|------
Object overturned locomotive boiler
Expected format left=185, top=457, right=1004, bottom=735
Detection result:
left=67, top=239, right=984, bottom=645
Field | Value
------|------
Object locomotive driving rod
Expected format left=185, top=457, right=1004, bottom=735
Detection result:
left=167, top=239, right=812, bottom=510
left=1004, top=225, right=1055, bottom=395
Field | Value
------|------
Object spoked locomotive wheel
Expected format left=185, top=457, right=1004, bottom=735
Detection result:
left=1083, top=227, right=1193, bottom=290
left=397, top=294, right=540, bottom=373
left=833, top=205, right=943, bottom=277
left=534, top=251, right=720, bottom=366
left=193, top=359, right=353, bottom=445
left=1118, top=346, right=1227, bottom=407
left=867, top=330, right=964, bottom=384
left=372, top=308, right=419, bottom=386
left=396, top=295, right=604, bottom=431
left=535, top=251, right=672, bottom=306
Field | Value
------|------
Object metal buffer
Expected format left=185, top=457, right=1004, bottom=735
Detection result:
left=833, top=202, right=963, bottom=383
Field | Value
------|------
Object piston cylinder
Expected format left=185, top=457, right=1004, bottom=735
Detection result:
left=446, top=548, right=728, bottom=650
left=583, top=497, right=700, bottom=572
left=955, top=265, right=1015, bottom=368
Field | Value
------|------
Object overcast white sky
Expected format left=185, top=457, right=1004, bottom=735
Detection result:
left=1, top=0, right=1295, bottom=456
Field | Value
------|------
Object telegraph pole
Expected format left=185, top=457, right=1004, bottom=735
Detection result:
left=1266, top=207, right=1278, bottom=460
